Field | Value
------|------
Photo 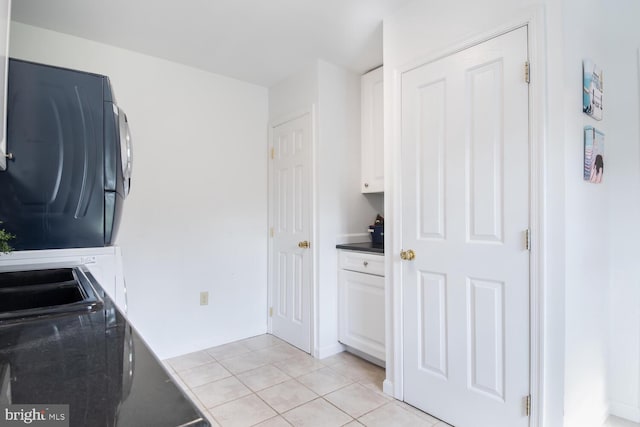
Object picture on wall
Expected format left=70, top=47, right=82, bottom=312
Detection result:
left=583, top=59, right=603, bottom=120
left=584, top=126, right=605, bottom=183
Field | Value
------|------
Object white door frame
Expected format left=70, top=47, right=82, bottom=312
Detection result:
left=385, top=8, right=547, bottom=426
left=267, top=106, right=318, bottom=356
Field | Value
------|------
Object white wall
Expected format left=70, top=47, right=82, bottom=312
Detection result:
left=561, top=0, right=610, bottom=425
left=383, top=1, right=568, bottom=425
left=268, top=60, right=380, bottom=358
left=561, top=1, right=640, bottom=424
left=268, top=64, right=318, bottom=123
left=9, top=23, right=269, bottom=359
left=604, top=1, right=640, bottom=421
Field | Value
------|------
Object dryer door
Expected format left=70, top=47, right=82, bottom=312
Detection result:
left=0, top=59, right=106, bottom=250
left=103, top=106, right=131, bottom=245
left=117, top=107, right=132, bottom=198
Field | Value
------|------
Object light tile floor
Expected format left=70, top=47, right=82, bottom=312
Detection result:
left=165, top=334, right=451, bottom=427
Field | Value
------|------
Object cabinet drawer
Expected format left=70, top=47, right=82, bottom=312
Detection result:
left=339, top=250, right=384, bottom=276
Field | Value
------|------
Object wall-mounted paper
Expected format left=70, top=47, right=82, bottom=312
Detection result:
left=583, top=59, right=603, bottom=120
left=584, top=126, right=604, bottom=183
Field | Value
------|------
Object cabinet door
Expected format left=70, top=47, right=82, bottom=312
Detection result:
left=338, top=269, right=385, bottom=361
left=361, top=66, right=384, bottom=193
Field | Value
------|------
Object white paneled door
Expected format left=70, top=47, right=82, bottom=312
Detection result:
left=270, top=113, right=312, bottom=353
left=401, top=27, right=530, bottom=427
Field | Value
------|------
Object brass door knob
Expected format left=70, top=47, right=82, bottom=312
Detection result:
left=400, top=249, right=416, bottom=261
left=298, top=241, right=310, bottom=249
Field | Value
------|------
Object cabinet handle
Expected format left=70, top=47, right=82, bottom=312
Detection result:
left=363, top=261, right=368, bottom=267
left=364, top=183, right=369, bottom=188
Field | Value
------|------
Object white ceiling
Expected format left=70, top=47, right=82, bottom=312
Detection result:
left=11, top=0, right=412, bottom=87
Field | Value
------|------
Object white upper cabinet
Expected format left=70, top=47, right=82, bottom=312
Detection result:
left=0, top=0, right=10, bottom=171
left=361, top=66, right=384, bottom=193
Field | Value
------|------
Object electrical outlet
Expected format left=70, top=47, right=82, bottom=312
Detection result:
left=199, top=291, right=209, bottom=306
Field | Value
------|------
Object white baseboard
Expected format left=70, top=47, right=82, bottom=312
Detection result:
left=565, top=403, right=609, bottom=427
left=316, top=342, right=345, bottom=359
left=383, top=379, right=395, bottom=397
left=609, top=401, right=640, bottom=423
left=341, top=344, right=385, bottom=368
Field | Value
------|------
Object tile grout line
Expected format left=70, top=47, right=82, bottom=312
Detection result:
left=169, top=334, right=397, bottom=427
left=223, top=338, right=315, bottom=424
left=261, top=376, right=320, bottom=414
left=324, top=384, right=392, bottom=422
left=355, top=400, right=400, bottom=425
left=317, top=395, right=358, bottom=424
left=197, top=364, right=319, bottom=421
left=233, top=362, right=292, bottom=393
left=200, top=339, right=290, bottom=425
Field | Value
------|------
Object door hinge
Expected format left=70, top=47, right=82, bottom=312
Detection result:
left=270, top=227, right=274, bottom=238
left=270, top=147, right=275, bottom=159
left=525, top=229, right=531, bottom=251
left=524, top=61, right=530, bottom=84
left=269, top=307, right=273, bottom=317
left=525, top=395, right=531, bottom=416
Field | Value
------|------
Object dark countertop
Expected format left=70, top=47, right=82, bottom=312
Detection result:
left=0, top=267, right=209, bottom=427
left=336, top=242, right=384, bottom=254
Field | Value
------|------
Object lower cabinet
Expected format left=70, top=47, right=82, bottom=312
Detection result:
left=338, top=250, right=385, bottom=361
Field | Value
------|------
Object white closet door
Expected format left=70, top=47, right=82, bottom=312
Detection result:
left=401, top=27, right=530, bottom=427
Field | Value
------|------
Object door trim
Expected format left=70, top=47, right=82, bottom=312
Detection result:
left=385, top=8, right=547, bottom=426
left=267, top=106, right=318, bottom=356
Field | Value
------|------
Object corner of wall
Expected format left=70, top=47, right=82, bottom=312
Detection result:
left=609, top=401, right=640, bottom=424
left=315, top=342, right=345, bottom=360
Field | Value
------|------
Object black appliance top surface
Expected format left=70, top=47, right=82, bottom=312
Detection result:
left=0, top=268, right=209, bottom=427
left=335, top=242, right=384, bottom=254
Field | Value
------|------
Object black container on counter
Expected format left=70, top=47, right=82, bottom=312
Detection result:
left=368, top=224, right=384, bottom=245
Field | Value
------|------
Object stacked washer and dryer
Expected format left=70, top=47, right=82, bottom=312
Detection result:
left=0, top=58, right=133, bottom=309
